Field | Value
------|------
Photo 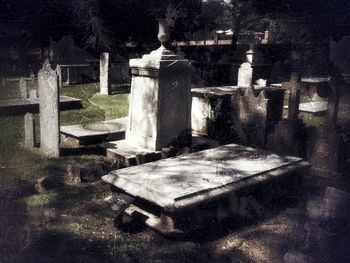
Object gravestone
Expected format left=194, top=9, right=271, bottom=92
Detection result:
left=56, top=64, right=62, bottom=88
left=24, top=113, right=35, bottom=148
left=100, top=52, right=110, bottom=95
left=19, top=77, right=28, bottom=99
left=126, top=20, right=191, bottom=151
left=230, top=85, right=268, bottom=148
left=237, top=62, right=253, bottom=87
left=237, top=47, right=269, bottom=87
left=38, top=61, right=60, bottom=157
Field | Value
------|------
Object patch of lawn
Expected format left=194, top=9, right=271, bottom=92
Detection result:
left=89, top=93, right=129, bottom=120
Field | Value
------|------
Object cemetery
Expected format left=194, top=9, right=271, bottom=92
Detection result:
left=1, top=0, right=350, bottom=262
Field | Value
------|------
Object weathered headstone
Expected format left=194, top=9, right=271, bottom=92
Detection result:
left=56, top=64, right=63, bottom=88
left=230, top=85, right=268, bottom=148
left=126, top=20, right=191, bottom=151
left=38, top=61, right=60, bottom=157
left=19, top=77, right=28, bottom=99
left=100, top=52, right=110, bottom=95
left=24, top=113, right=35, bottom=148
left=237, top=47, right=268, bottom=87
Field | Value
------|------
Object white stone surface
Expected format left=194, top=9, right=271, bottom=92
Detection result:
left=237, top=62, right=253, bottom=87
left=191, top=96, right=211, bottom=135
left=103, top=143, right=308, bottom=211
left=60, top=117, right=127, bottom=138
left=284, top=101, right=328, bottom=114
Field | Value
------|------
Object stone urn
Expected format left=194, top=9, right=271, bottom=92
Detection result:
left=157, top=19, right=170, bottom=48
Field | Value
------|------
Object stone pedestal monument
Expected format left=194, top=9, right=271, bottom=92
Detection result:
left=126, top=20, right=191, bottom=151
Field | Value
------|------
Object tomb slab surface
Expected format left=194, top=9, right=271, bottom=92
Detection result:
left=284, top=101, right=328, bottom=115
left=102, top=144, right=309, bottom=212
left=0, top=95, right=82, bottom=116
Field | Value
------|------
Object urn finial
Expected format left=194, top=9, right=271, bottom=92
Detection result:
left=157, top=19, right=169, bottom=48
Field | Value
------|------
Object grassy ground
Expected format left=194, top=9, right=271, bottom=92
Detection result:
left=0, top=81, right=349, bottom=262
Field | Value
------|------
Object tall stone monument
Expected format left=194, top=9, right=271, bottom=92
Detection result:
left=126, top=20, right=191, bottom=151
left=38, top=61, right=60, bottom=157
left=100, top=52, right=110, bottom=95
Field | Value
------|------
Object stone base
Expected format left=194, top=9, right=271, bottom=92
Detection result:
left=102, top=135, right=220, bottom=168
left=60, top=117, right=127, bottom=146
left=266, top=118, right=306, bottom=157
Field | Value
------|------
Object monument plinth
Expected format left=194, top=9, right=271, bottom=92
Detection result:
left=126, top=21, right=191, bottom=151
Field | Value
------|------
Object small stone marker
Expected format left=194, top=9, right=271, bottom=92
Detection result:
left=288, top=72, right=301, bottom=119
left=24, top=113, right=35, bottom=148
left=19, top=77, right=28, bottom=99
left=100, top=52, right=110, bottom=95
left=38, top=61, right=60, bottom=157
left=237, top=62, right=253, bottom=87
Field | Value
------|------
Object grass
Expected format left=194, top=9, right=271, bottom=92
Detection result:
left=0, top=82, right=136, bottom=262
left=1, top=80, right=346, bottom=262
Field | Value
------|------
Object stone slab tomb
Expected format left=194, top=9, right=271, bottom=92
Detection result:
left=60, top=117, right=127, bottom=146
left=191, top=85, right=285, bottom=148
left=0, top=96, right=82, bottom=117
left=102, top=143, right=310, bottom=236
